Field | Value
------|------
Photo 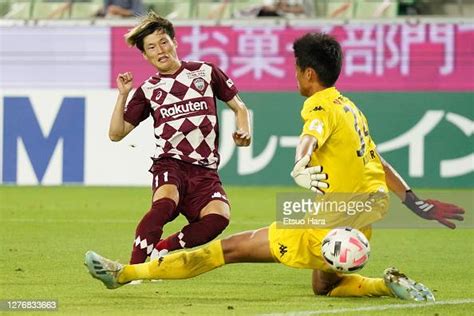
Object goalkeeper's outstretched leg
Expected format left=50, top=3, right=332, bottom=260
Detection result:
left=85, top=226, right=435, bottom=301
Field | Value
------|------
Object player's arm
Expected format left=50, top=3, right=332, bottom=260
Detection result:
left=291, top=135, right=328, bottom=194
left=109, top=72, right=136, bottom=142
left=225, top=94, right=251, bottom=147
left=295, top=134, right=317, bottom=163
left=379, top=154, right=465, bottom=229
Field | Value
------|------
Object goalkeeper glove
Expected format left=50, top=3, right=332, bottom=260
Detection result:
left=290, top=155, right=329, bottom=194
left=402, top=190, right=465, bottom=229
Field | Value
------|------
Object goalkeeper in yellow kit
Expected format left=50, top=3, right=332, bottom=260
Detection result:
left=85, top=33, right=464, bottom=300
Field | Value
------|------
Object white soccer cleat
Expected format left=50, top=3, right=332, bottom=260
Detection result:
left=84, top=251, right=125, bottom=289
left=384, top=267, right=435, bottom=302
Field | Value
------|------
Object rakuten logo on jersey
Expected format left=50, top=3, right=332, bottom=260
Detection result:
left=160, top=101, right=208, bottom=118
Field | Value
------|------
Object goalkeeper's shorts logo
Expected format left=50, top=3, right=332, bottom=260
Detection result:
left=279, top=243, right=288, bottom=257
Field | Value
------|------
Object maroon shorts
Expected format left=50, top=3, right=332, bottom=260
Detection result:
left=149, top=158, right=230, bottom=223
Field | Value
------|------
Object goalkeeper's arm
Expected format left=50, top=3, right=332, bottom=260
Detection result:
left=291, top=135, right=329, bottom=194
left=379, top=153, right=465, bottom=229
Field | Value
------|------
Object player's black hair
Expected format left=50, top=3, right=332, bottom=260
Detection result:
left=125, top=11, right=175, bottom=52
left=293, top=33, right=342, bottom=87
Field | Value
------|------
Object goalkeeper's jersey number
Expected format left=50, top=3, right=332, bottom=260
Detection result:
left=343, top=105, right=369, bottom=158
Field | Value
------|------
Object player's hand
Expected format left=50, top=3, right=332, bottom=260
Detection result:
left=233, top=129, right=251, bottom=146
left=403, top=190, right=465, bottom=229
left=117, top=72, right=134, bottom=95
left=290, top=155, right=329, bottom=194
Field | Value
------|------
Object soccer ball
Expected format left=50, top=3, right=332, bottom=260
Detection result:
left=321, top=227, right=370, bottom=273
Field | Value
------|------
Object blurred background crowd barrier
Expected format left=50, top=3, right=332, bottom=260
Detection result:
left=0, top=0, right=473, bottom=21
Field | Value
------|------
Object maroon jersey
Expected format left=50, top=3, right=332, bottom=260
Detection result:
left=124, top=61, right=238, bottom=169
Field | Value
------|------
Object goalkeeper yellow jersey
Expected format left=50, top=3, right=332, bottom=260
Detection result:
left=300, top=87, right=387, bottom=194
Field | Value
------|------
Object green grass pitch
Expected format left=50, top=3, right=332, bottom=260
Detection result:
left=1, top=186, right=473, bottom=315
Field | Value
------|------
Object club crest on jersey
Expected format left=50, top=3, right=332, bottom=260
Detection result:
left=193, top=78, right=206, bottom=91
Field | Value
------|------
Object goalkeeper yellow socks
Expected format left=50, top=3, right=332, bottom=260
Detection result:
left=118, top=240, right=225, bottom=284
left=328, top=274, right=393, bottom=297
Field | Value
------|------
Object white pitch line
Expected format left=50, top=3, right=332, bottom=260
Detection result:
left=260, top=298, right=474, bottom=316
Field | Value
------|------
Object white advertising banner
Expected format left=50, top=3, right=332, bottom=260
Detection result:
left=0, top=27, right=110, bottom=89
left=1, top=90, right=155, bottom=186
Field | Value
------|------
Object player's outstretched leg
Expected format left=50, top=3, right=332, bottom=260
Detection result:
left=85, top=227, right=274, bottom=289
left=384, top=267, right=435, bottom=301
left=85, top=240, right=225, bottom=289
left=85, top=251, right=125, bottom=289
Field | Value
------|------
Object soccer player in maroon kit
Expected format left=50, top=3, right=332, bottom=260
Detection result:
left=108, top=12, right=251, bottom=264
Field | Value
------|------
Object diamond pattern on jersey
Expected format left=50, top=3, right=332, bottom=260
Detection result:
left=187, top=115, right=206, bottom=127
left=195, top=140, right=212, bottom=158
left=176, top=137, right=193, bottom=154
left=168, top=80, right=189, bottom=100
left=163, top=141, right=173, bottom=152
left=185, top=129, right=204, bottom=149
left=153, top=114, right=218, bottom=169
left=184, top=86, right=205, bottom=100
left=200, top=116, right=214, bottom=138
left=204, top=129, right=216, bottom=148
left=162, top=90, right=183, bottom=105
left=180, top=118, right=198, bottom=136
left=175, top=69, right=194, bottom=87
left=162, top=123, right=178, bottom=139
left=188, top=150, right=202, bottom=161
left=203, top=85, right=214, bottom=98
left=140, top=62, right=225, bottom=169
left=155, top=136, right=166, bottom=148
left=166, top=118, right=186, bottom=130
left=169, top=133, right=186, bottom=147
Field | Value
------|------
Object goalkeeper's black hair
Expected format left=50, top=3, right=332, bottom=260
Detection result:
left=293, top=33, right=342, bottom=87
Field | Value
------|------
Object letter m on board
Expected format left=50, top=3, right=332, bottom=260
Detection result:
left=2, top=97, right=85, bottom=184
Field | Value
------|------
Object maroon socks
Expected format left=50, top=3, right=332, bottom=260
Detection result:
left=155, top=214, right=229, bottom=252
left=129, top=198, right=177, bottom=264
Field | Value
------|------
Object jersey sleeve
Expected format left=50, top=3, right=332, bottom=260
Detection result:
left=301, top=107, right=333, bottom=148
left=209, top=63, right=238, bottom=102
left=123, top=87, right=151, bottom=127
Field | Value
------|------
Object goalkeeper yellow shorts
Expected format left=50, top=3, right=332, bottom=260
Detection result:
left=268, top=222, right=372, bottom=272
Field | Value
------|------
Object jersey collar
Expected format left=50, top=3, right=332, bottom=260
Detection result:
left=156, top=61, right=185, bottom=79
left=301, top=87, right=341, bottom=118
left=301, top=87, right=340, bottom=118
left=306, top=87, right=340, bottom=105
